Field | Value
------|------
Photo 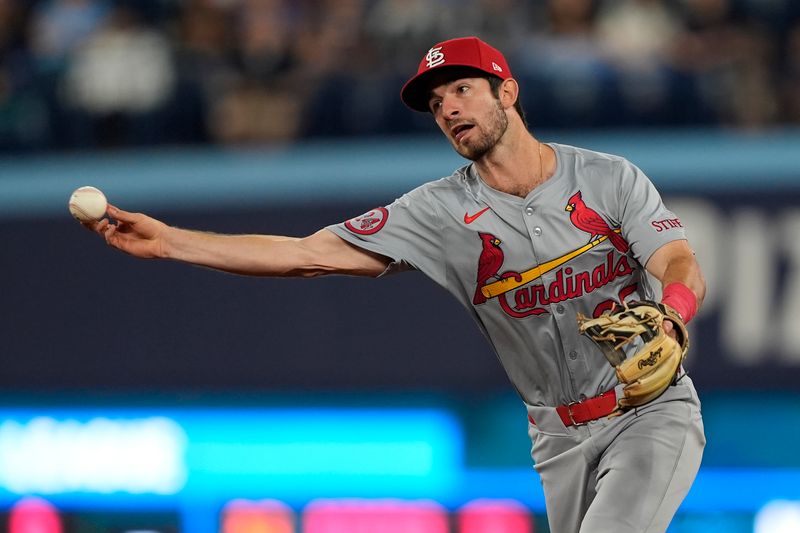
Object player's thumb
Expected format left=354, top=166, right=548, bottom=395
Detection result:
left=663, top=319, right=677, bottom=339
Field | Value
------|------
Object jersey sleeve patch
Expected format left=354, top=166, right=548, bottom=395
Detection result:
left=344, top=207, right=389, bottom=235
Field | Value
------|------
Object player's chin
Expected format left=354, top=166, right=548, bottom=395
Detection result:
left=450, top=136, right=472, bottom=155
left=455, top=142, right=487, bottom=162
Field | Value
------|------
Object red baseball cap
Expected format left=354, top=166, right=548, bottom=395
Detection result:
left=400, top=36, right=513, bottom=112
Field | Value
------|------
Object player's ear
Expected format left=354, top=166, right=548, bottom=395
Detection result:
left=498, top=78, right=519, bottom=110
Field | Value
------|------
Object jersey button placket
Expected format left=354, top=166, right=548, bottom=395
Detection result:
left=523, top=206, right=543, bottom=241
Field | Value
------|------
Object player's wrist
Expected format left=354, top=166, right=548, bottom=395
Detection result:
left=158, top=225, right=182, bottom=260
left=661, top=282, right=697, bottom=324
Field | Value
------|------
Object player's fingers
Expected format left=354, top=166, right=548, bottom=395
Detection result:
left=103, top=222, right=117, bottom=243
left=107, top=204, right=137, bottom=223
left=81, top=217, right=111, bottom=234
left=663, top=319, right=677, bottom=339
left=80, top=220, right=100, bottom=232
left=91, top=218, right=109, bottom=233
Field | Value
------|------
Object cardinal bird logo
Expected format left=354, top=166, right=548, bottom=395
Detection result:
left=473, top=232, right=505, bottom=305
left=565, top=191, right=629, bottom=253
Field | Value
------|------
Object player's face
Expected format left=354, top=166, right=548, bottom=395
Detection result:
left=428, top=77, right=508, bottom=161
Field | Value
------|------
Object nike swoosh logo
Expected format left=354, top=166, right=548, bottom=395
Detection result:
left=464, top=206, right=491, bottom=224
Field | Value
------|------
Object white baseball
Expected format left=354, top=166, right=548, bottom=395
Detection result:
left=68, top=186, right=108, bottom=222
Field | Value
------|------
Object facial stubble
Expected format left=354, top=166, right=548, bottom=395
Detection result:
left=454, top=99, right=509, bottom=161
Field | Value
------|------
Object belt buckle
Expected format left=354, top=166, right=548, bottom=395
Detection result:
left=567, top=401, right=587, bottom=427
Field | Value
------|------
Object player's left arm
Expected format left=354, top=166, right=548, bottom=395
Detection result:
left=645, top=239, right=706, bottom=332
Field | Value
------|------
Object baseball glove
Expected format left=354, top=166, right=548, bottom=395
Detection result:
left=577, top=301, right=689, bottom=411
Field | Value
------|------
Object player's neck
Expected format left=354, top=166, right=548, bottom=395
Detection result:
left=475, top=130, right=552, bottom=199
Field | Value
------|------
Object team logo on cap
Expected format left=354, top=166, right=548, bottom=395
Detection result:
left=492, top=62, right=503, bottom=72
left=425, top=46, right=445, bottom=69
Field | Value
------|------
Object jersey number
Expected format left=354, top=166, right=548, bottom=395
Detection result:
left=592, top=283, right=638, bottom=317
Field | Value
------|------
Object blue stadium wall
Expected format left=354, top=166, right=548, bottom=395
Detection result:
left=2, top=129, right=800, bottom=532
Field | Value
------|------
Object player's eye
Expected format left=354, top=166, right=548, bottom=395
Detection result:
left=458, top=85, right=470, bottom=94
left=430, top=100, right=442, bottom=112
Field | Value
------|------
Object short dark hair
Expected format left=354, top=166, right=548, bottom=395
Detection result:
left=488, top=76, right=528, bottom=129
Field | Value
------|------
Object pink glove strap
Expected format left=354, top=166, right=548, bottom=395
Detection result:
left=661, top=282, right=697, bottom=324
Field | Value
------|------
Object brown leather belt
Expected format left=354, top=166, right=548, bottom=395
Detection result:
left=528, top=389, right=618, bottom=427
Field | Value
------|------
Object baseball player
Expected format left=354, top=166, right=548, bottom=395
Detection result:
left=87, top=37, right=706, bottom=533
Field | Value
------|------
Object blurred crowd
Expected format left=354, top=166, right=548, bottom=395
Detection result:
left=2, top=0, right=800, bottom=152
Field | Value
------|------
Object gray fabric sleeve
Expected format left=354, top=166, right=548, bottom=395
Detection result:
left=617, top=159, right=686, bottom=266
left=326, top=184, right=447, bottom=286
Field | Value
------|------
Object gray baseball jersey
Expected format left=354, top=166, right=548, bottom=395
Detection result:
left=328, top=143, right=686, bottom=408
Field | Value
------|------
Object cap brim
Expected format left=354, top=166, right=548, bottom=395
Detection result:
left=400, top=65, right=501, bottom=112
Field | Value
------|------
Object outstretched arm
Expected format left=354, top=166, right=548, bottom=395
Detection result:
left=88, top=204, right=391, bottom=278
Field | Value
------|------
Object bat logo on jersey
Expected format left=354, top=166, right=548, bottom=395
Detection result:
left=565, top=191, right=629, bottom=253
left=493, top=253, right=635, bottom=317
left=344, top=207, right=389, bottom=235
left=471, top=236, right=636, bottom=317
left=473, top=233, right=504, bottom=304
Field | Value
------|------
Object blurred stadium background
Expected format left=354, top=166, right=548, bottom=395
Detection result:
left=2, top=0, right=800, bottom=532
